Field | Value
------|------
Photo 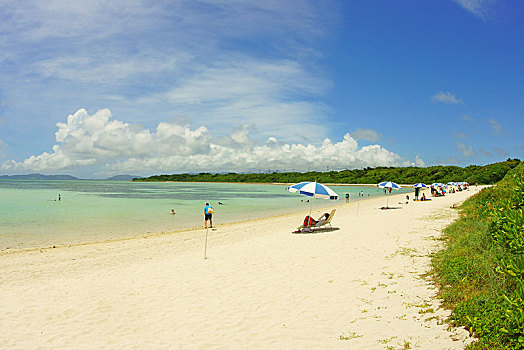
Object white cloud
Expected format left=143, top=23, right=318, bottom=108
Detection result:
left=140, top=58, right=332, bottom=142
left=413, top=155, right=426, bottom=167
left=1, top=108, right=423, bottom=176
left=431, top=91, right=464, bottom=104
left=453, top=0, right=495, bottom=20
left=461, top=115, right=476, bottom=123
left=488, top=118, right=503, bottom=135
left=351, top=128, right=381, bottom=142
left=0, top=0, right=343, bottom=165
left=454, top=132, right=469, bottom=139
left=494, top=147, right=509, bottom=156
left=479, top=148, right=492, bottom=156
left=456, top=142, right=476, bottom=157
left=35, top=52, right=184, bottom=84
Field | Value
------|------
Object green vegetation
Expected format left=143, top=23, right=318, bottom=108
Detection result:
left=431, top=161, right=524, bottom=349
left=134, top=158, right=520, bottom=185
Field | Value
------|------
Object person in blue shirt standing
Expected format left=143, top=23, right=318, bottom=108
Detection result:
left=204, top=203, right=213, bottom=229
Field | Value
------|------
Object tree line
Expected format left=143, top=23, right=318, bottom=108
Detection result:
left=134, top=158, right=521, bottom=185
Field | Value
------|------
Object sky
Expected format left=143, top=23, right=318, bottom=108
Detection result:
left=0, top=0, right=522, bottom=178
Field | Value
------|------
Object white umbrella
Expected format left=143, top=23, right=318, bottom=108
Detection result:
left=287, top=181, right=339, bottom=199
left=378, top=181, right=402, bottom=190
left=287, top=181, right=339, bottom=225
left=377, top=181, right=401, bottom=208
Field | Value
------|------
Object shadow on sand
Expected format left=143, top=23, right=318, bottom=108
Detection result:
left=379, top=206, right=403, bottom=210
left=292, top=227, right=341, bottom=234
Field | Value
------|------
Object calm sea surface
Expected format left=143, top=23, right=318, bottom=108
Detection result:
left=0, top=180, right=410, bottom=250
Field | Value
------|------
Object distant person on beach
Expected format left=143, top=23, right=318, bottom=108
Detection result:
left=421, top=193, right=427, bottom=201
left=345, top=193, right=349, bottom=203
left=171, top=209, right=176, bottom=215
left=204, top=203, right=213, bottom=229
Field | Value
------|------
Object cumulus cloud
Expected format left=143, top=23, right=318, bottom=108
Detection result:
left=456, top=142, right=476, bottom=157
left=453, top=0, right=495, bottom=20
left=351, top=128, right=381, bottom=142
left=0, top=0, right=339, bottom=146
left=1, top=108, right=423, bottom=176
left=431, top=91, right=464, bottom=104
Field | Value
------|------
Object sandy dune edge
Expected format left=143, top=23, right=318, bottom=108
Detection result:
left=0, top=188, right=480, bottom=349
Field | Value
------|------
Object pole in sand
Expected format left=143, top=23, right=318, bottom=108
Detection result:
left=204, top=226, right=209, bottom=259
left=356, top=201, right=360, bottom=216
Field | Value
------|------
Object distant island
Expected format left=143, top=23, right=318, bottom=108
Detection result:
left=0, top=174, right=141, bottom=181
left=133, top=159, right=522, bottom=185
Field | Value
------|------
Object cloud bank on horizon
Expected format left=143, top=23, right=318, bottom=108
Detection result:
left=1, top=109, right=424, bottom=176
left=0, top=0, right=522, bottom=177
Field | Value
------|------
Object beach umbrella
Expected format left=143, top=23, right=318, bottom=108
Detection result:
left=287, top=181, right=339, bottom=225
left=430, top=182, right=444, bottom=187
left=378, top=181, right=402, bottom=190
left=377, top=181, right=401, bottom=208
left=412, top=183, right=427, bottom=201
left=287, top=181, right=339, bottom=200
left=447, top=182, right=457, bottom=186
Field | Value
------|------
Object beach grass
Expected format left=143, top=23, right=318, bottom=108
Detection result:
left=431, top=161, right=524, bottom=349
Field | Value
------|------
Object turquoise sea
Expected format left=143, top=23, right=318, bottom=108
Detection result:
left=0, top=180, right=410, bottom=251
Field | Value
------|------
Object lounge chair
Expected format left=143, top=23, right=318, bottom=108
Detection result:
left=296, top=209, right=336, bottom=232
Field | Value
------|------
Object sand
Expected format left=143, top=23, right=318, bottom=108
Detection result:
left=0, top=187, right=480, bottom=349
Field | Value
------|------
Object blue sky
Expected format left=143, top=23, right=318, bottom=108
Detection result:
left=0, top=0, right=522, bottom=178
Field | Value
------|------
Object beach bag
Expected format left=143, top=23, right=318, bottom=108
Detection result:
left=208, top=208, right=214, bottom=214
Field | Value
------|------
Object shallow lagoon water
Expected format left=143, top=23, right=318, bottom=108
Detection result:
left=0, top=180, right=411, bottom=250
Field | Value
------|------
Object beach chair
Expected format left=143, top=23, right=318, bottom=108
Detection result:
left=296, top=209, right=336, bottom=232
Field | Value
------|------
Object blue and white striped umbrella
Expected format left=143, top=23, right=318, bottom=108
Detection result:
left=287, top=181, right=339, bottom=200
left=447, top=182, right=457, bottom=186
left=377, top=181, right=402, bottom=190
left=413, top=183, right=428, bottom=188
left=430, top=182, right=445, bottom=188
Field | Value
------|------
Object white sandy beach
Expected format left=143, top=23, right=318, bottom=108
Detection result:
left=0, top=187, right=480, bottom=349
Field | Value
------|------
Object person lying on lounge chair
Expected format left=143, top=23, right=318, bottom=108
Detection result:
left=302, top=213, right=329, bottom=227
left=295, top=210, right=336, bottom=232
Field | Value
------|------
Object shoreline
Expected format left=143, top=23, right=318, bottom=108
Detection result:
left=0, top=186, right=393, bottom=254
left=0, top=188, right=479, bottom=348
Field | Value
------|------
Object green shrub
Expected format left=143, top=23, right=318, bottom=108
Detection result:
left=432, top=162, right=524, bottom=349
